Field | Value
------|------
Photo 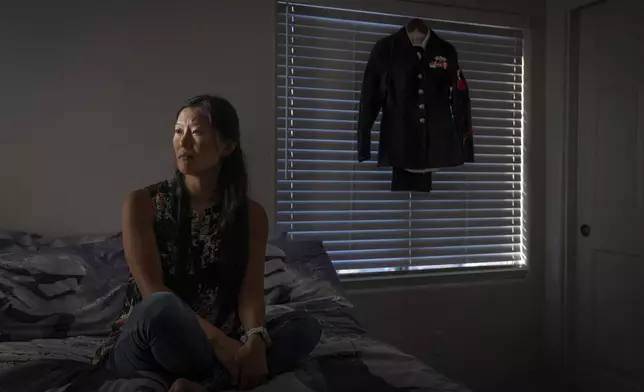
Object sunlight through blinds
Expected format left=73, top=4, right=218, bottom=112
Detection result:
left=277, top=2, right=527, bottom=276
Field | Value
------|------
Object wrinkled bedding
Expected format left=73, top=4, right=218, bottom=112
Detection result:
left=0, top=231, right=470, bottom=392
left=0, top=232, right=129, bottom=342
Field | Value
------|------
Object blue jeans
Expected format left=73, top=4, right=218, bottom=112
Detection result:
left=107, top=292, right=321, bottom=386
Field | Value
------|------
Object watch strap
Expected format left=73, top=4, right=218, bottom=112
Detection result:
left=242, top=326, right=272, bottom=347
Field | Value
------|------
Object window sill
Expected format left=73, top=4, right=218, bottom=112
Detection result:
left=340, top=266, right=529, bottom=293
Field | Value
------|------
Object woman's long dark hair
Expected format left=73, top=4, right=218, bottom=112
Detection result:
left=173, top=95, right=249, bottom=328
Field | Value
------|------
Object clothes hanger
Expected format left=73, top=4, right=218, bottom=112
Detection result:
left=406, top=18, right=429, bottom=35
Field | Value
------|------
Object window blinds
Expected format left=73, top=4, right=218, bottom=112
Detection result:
left=277, top=2, right=526, bottom=276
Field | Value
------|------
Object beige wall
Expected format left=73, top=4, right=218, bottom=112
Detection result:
left=1, top=0, right=547, bottom=390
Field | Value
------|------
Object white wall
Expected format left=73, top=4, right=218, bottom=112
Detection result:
left=0, top=0, right=276, bottom=235
left=1, top=0, right=547, bottom=390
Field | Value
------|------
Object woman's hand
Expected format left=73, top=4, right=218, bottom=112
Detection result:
left=236, top=335, right=268, bottom=390
left=209, top=336, right=242, bottom=383
left=168, top=378, right=206, bottom=392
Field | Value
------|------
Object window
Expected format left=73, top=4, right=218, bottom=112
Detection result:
left=277, top=2, right=526, bottom=277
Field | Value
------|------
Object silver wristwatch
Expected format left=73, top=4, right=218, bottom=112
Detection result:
left=241, top=326, right=272, bottom=347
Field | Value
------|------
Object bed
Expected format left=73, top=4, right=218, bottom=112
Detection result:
left=0, top=231, right=471, bottom=392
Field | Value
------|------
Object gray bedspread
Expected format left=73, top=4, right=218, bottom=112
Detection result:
left=0, top=232, right=470, bottom=392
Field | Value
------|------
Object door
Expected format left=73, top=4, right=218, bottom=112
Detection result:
left=575, top=0, right=644, bottom=391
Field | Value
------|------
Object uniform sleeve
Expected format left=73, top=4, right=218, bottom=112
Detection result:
left=357, top=40, right=388, bottom=162
left=452, top=55, right=474, bottom=163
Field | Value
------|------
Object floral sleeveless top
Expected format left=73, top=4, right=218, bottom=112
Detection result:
left=93, top=179, right=242, bottom=365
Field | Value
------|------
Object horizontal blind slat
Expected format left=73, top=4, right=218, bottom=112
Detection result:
left=277, top=27, right=523, bottom=46
left=334, top=256, right=521, bottom=272
left=278, top=8, right=524, bottom=39
left=278, top=45, right=523, bottom=72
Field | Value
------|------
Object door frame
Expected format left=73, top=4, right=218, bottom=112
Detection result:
left=545, top=0, right=607, bottom=385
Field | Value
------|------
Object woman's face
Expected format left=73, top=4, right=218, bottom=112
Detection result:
left=173, top=107, right=233, bottom=175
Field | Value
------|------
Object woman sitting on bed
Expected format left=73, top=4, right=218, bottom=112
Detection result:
left=93, top=95, right=321, bottom=391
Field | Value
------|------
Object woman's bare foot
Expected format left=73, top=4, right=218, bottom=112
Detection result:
left=168, top=378, right=206, bottom=392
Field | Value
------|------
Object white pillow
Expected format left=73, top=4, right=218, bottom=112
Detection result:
left=265, top=244, right=286, bottom=259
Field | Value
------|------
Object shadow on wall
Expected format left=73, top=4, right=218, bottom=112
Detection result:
left=348, top=279, right=541, bottom=391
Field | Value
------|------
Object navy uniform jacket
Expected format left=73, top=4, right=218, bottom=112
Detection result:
left=357, top=28, right=474, bottom=169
